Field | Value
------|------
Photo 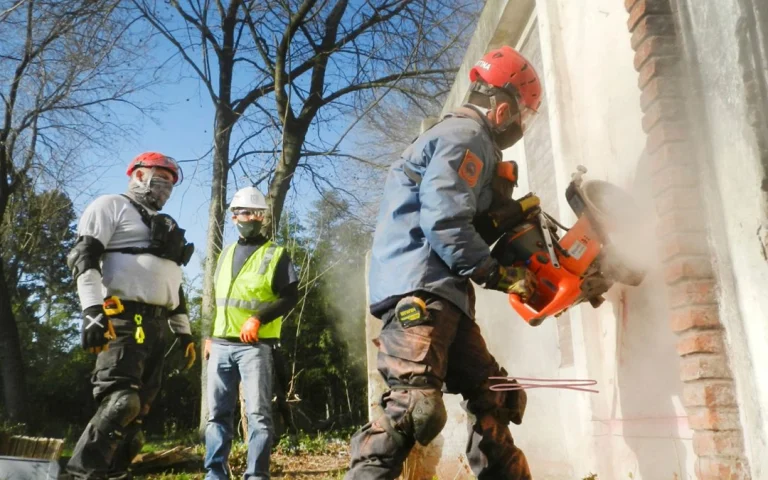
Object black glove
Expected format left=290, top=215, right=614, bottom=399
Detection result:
left=177, top=334, right=196, bottom=370
left=81, top=305, right=116, bottom=354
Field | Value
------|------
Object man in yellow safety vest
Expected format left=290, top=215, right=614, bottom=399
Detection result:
left=203, top=186, right=299, bottom=480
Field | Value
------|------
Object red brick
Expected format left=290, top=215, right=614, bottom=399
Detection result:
left=642, top=99, right=686, bottom=133
left=669, top=304, right=720, bottom=331
left=631, top=15, right=677, bottom=49
left=634, top=36, right=679, bottom=70
left=677, top=330, right=725, bottom=356
left=659, top=234, right=710, bottom=261
left=656, top=209, right=706, bottom=237
left=695, top=456, right=748, bottom=480
left=668, top=280, right=717, bottom=307
left=625, top=0, right=640, bottom=13
left=693, top=430, right=744, bottom=457
left=683, top=381, right=736, bottom=408
left=646, top=122, right=687, bottom=154
left=645, top=144, right=697, bottom=189
left=688, top=407, right=742, bottom=430
left=627, top=0, right=674, bottom=31
left=638, top=56, right=680, bottom=89
left=641, top=77, right=681, bottom=111
left=680, top=354, right=732, bottom=381
left=654, top=187, right=702, bottom=213
left=651, top=164, right=698, bottom=196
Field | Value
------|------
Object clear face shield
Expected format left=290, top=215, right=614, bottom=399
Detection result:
left=490, top=86, right=536, bottom=150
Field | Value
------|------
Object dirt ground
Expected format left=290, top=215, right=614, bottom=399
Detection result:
left=270, top=450, right=349, bottom=479
left=134, top=443, right=350, bottom=480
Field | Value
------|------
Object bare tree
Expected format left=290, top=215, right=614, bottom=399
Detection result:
left=0, top=0, right=155, bottom=422
left=130, top=0, right=480, bottom=428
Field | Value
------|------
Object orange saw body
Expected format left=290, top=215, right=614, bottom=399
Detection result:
left=489, top=166, right=646, bottom=326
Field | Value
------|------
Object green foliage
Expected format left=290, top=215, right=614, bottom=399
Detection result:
left=0, top=184, right=95, bottom=432
left=1, top=184, right=372, bottom=448
left=275, top=429, right=353, bottom=455
left=0, top=184, right=204, bottom=439
left=275, top=192, right=371, bottom=431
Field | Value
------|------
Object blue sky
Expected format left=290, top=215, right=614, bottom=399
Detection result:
left=69, top=74, right=216, bottom=285
left=70, top=71, right=385, bottom=288
left=61, top=2, right=457, bottom=288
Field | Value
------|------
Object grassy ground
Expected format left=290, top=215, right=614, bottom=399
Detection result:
left=132, top=431, right=350, bottom=480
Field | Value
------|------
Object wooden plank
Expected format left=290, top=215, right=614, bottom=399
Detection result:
left=8, top=436, right=20, bottom=456
left=22, top=436, right=38, bottom=458
left=0, top=432, right=10, bottom=455
left=46, top=438, right=64, bottom=460
left=0, top=435, right=65, bottom=460
left=31, top=438, right=48, bottom=459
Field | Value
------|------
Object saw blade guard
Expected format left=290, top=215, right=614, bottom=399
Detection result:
left=569, top=179, right=647, bottom=286
left=505, top=170, right=647, bottom=326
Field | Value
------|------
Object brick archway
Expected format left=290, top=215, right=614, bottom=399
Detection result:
left=624, top=0, right=749, bottom=478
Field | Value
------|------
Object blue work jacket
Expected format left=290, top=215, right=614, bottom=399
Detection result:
left=368, top=109, right=500, bottom=318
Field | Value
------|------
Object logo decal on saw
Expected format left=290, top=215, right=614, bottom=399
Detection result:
left=568, top=239, right=588, bottom=260
left=458, top=150, right=483, bottom=187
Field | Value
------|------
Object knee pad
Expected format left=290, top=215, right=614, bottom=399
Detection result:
left=93, top=390, right=141, bottom=438
left=466, top=367, right=527, bottom=426
left=408, top=389, right=447, bottom=446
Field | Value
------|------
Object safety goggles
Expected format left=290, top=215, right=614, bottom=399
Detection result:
left=233, top=209, right=265, bottom=218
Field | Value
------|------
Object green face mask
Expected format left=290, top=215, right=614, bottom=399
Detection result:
left=236, top=220, right=262, bottom=238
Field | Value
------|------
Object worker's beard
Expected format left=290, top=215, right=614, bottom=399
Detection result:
left=128, top=171, right=173, bottom=211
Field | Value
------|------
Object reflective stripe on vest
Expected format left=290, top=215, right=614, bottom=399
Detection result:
left=212, top=241, right=284, bottom=339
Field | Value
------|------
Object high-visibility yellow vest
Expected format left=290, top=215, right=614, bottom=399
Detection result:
left=212, top=241, right=285, bottom=339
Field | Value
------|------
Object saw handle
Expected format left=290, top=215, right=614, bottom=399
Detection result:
left=508, top=255, right=583, bottom=326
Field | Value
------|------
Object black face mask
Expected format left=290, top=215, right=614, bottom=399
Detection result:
left=236, top=220, right=262, bottom=238
left=493, top=123, right=524, bottom=150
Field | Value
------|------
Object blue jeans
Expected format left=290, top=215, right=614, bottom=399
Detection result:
left=204, top=342, right=274, bottom=480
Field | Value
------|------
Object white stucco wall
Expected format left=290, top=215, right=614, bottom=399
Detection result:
left=364, top=0, right=768, bottom=478
left=680, top=1, right=768, bottom=477
left=430, top=0, right=696, bottom=478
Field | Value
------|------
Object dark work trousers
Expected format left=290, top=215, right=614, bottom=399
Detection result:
left=346, top=294, right=531, bottom=480
left=67, top=311, right=169, bottom=479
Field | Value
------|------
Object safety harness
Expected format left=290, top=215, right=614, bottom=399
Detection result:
left=105, top=194, right=194, bottom=266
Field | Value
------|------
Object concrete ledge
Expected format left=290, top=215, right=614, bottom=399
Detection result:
left=0, top=456, right=60, bottom=480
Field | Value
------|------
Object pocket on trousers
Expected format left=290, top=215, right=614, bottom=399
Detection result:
left=377, top=329, right=431, bottom=363
left=93, top=343, right=125, bottom=374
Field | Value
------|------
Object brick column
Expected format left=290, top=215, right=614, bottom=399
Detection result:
left=625, top=0, right=750, bottom=478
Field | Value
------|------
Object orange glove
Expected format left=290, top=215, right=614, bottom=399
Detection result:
left=239, top=317, right=261, bottom=344
left=204, top=338, right=212, bottom=360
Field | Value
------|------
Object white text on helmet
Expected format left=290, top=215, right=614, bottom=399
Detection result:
left=476, top=60, right=492, bottom=70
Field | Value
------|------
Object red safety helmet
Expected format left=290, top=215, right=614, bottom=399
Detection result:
left=469, top=46, right=542, bottom=113
left=126, top=152, right=181, bottom=184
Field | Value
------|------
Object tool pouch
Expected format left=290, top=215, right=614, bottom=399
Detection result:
left=145, top=214, right=195, bottom=266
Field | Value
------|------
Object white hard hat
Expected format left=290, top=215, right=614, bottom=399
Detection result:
left=229, top=186, right=267, bottom=211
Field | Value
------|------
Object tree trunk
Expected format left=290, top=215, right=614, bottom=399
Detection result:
left=0, top=261, right=27, bottom=423
left=262, top=126, right=309, bottom=237
left=199, top=107, right=235, bottom=433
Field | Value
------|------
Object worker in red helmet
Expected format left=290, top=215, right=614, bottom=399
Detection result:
left=64, top=152, right=196, bottom=480
left=346, top=46, right=541, bottom=480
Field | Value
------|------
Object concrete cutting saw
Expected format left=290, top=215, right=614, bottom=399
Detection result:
left=486, top=166, right=646, bottom=326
